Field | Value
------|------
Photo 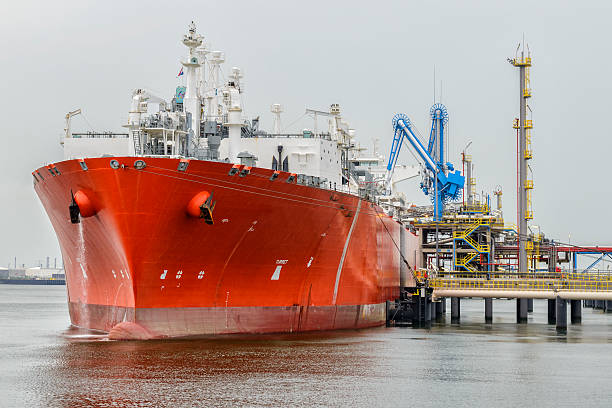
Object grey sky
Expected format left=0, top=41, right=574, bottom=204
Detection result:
left=1, top=0, right=611, bottom=267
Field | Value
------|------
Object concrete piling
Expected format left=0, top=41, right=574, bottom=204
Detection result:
left=430, top=302, right=436, bottom=322
left=556, top=297, right=567, bottom=330
left=435, top=300, right=444, bottom=319
left=451, top=297, right=460, bottom=324
left=516, top=298, right=528, bottom=323
left=423, top=292, right=431, bottom=325
left=570, top=299, right=582, bottom=324
left=606, top=300, right=612, bottom=312
left=484, top=298, right=493, bottom=324
left=548, top=299, right=556, bottom=324
left=527, top=298, right=533, bottom=313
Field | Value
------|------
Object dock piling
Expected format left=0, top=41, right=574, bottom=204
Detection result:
left=527, top=298, right=533, bottom=313
left=556, top=297, right=567, bottom=331
left=570, top=299, right=582, bottom=324
left=516, top=298, right=528, bottom=323
left=485, top=298, right=493, bottom=324
left=451, top=297, right=460, bottom=323
left=423, top=291, right=431, bottom=326
left=435, top=301, right=443, bottom=320
left=548, top=299, right=556, bottom=324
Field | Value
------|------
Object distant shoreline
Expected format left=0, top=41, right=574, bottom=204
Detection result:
left=0, top=279, right=65, bottom=285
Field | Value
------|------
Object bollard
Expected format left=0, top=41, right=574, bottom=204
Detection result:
left=485, top=298, right=493, bottom=324
left=451, top=297, right=460, bottom=324
left=516, top=298, right=528, bottom=323
left=548, top=299, right=556, bottom=324
left=570, top=299, right=582, bottom=324
left=556, top=296, right=567, bottom=331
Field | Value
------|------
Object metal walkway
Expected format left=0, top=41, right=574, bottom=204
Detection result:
left=426, top=271, right=612, bottom=300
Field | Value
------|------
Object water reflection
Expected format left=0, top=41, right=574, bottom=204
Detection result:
left=43, top=330, right=384, bottom=407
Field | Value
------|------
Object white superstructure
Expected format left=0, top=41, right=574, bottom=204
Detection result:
left=60, top=22, right=416, bottom=203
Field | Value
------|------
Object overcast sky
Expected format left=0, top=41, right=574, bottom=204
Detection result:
left=1, top=0, right=611, bottom=267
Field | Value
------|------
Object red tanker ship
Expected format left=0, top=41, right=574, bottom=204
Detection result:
left=33, top=23, right=408, bottom=339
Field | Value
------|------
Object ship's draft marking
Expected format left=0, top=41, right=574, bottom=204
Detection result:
left=332, top=199, right=362, bottom=304
left=160, top=270, right=168, bottom=279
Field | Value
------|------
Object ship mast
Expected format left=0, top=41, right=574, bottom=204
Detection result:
left=181, top=22, right=203, bottom=155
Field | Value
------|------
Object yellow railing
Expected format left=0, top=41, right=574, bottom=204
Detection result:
left=464, top=235, right=490, bottom=253
left=453, top=219, right=491, bottom=253
left=512, top=57, right=532, bottom=67
left=453, top=221, right=480, bottom=238
left=455, top=253, right=478, bottom=272
left=524, top=119, right=533, bottom=129
left=460, top=203, right=490, bottom=214
left=435, top=271, right=612, bottom=280
left=513, top=118, right=520, bottom=129
left=430, top=277, right=612, bottom=292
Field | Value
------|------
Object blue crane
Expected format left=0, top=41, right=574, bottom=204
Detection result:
left=386, top=105, right=464, bottom=221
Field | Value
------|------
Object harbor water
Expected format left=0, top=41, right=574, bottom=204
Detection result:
left=2, top=285, right=612, bottom=407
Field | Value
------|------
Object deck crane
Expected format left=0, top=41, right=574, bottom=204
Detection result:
left=386, top=105, right=464, bottom=221
left=63, top=109, right=82, bottom=140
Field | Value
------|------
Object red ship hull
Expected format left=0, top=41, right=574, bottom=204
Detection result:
left=33, top=157, right=402, bottom=339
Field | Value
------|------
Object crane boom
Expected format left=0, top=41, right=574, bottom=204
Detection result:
left=64, top=109, right=82, bottom=141
left=387, top=112, right=464, bottom=220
